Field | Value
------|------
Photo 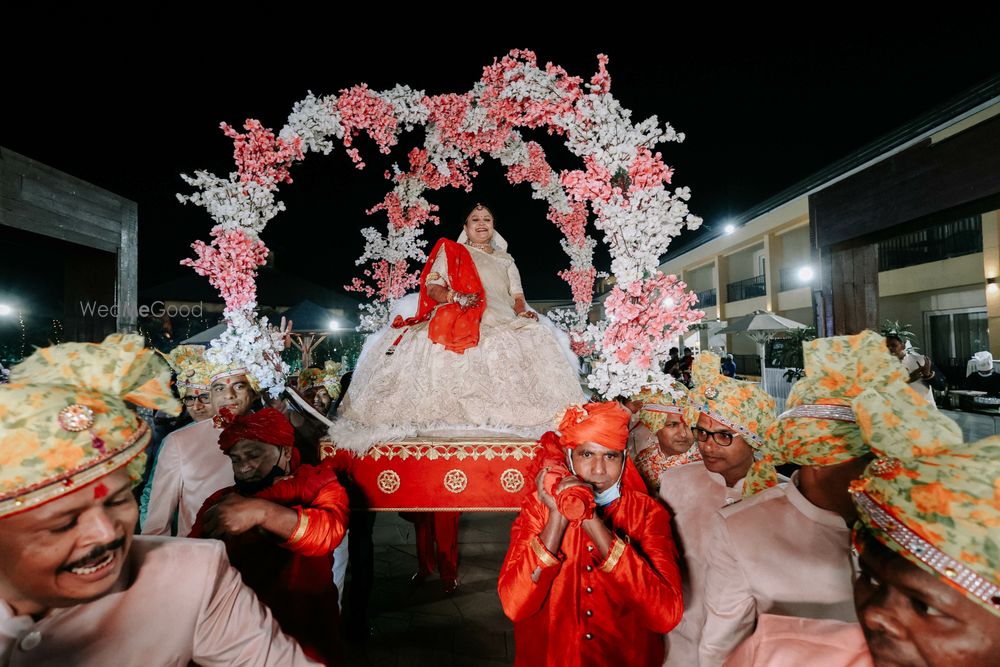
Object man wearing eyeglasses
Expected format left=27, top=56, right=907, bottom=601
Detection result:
left=141, top=361, right=259, bottom=537
left=658, top=352, right=777, bottom=666
left=699, top=332, right=897, bottom=666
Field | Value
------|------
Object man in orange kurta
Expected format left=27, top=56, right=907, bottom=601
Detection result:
left=498, top=402, right=684, bottom=666
left=190, top=408, right=349, bottom=665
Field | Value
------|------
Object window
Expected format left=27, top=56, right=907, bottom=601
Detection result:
left=924, top=308, right=989, bottom=383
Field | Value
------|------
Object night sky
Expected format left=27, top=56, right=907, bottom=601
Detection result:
left=3, top=24, right=999, bottom=304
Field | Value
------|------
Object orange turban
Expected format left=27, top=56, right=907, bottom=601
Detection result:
left=217, top=407, right=295, bottom=451
left=557, top=402, right=631, bottom=451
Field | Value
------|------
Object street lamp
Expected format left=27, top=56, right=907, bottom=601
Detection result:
left=723, top=223, right=736, bottom=235
left=328, top=319, right=340, bottom=331
left=797, top=266, right=815, bottom=283
left=0, top=304, right=13, bottom=317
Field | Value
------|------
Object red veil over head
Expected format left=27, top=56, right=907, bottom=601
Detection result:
left=392, top=238, right=486, bottom=354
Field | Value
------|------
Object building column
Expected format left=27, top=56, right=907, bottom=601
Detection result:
left=984, top=211, right=1000, bottom=356
left=763, top=232, right=780, bottom=312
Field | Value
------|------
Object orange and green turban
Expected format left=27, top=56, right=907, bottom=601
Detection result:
left=163, top=344, right=213, bottom=398
left=0, top=334, right=180, bottom=518
left=634, top=382, right=689, bottom=434
left=849, top=372, right=999, bottom=617
left=746, top=330, right=907, bottom=495
left=686, top=351, right=775, bottom=451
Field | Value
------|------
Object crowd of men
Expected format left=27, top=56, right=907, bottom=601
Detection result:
left=0, top=328, right=997, bottom=666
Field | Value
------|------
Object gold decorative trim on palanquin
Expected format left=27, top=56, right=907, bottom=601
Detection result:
left=363, top=441, right=540, bottom=463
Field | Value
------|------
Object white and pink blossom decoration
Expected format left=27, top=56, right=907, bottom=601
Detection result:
left=180, top=49, right=703, bottom=398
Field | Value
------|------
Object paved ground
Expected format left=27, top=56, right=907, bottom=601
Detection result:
left=343, top=511, right=518, bottom=666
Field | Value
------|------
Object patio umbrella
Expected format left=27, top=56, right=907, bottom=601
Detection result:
left=717, top=310, right=809, bottom=376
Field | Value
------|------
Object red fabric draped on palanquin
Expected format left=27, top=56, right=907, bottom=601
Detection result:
left=320, top=439, right=540, bottom=511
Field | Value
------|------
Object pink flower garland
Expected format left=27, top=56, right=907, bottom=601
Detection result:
left=221, top=119, right=304, bottom=190
left=182, top=225, right=269, bottom=310
left=336, top=84, right=400, bottom=168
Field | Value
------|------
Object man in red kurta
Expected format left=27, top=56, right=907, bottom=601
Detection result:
left=190, top=408, right=349, bottom=666
left=498, top=402, right=684, bottom=666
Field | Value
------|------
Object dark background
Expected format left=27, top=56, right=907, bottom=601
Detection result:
left=3, top=21, right=999, bottom=307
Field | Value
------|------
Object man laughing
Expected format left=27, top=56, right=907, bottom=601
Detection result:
left=0, top=335, right=316, bottom=666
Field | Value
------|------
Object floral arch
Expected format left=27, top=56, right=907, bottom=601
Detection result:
left=178, top=49, right=704, bottom=398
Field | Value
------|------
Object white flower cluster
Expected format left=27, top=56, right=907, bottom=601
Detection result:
left=376, top=85, right=429, bottom=131
left=355, top=225, right=428, bottom=267
left=587, top=358, right=676, bottom=402
left=279, top=91, right=343, bottom=155
left=356, top=300, right=391, bottom=333
left=204, top=306, right=290, bottom=398
left=176, top=171, right=285, bottom=238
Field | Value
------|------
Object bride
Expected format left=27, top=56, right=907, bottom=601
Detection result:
left=330, top=204, right=587, bottom=451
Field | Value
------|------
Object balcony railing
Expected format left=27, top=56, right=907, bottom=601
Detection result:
left=878, top=215, right=982, bottom=272
left=695, top=288, right=717, bottom=307
left=726, top=275, right=767, bottom=302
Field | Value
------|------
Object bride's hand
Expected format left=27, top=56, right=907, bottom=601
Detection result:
left=517, top=309, right=538, bottom=320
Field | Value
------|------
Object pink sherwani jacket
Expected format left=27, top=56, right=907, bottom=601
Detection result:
left=659, top=463, right=746, bottom=667
left=724, top=614, right=873, bottom=667
left=699, top=472, right=857, bottom=667
left=142, top=419, right=234, bottom=537
left=0, top=537, right=317, bottom=666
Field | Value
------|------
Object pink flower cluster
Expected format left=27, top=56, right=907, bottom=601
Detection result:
left=561, top=156, right=615, bottom=203
left=558, top=267, right=596, bottom=306
left=181, top=225, right=269, bottom=310
left=403, top=147, right=476, bottom=193
left=425, top=92, right=512, bottom=157
left=479, top=50, right=583, bottom=131
left=588, top=54, right=611, bottom=94
left=336, top=84, right=399, bottom=168
left=367, top=191, right=441, bottom=230
left=506, top=141, right=551, bottom=187
left=221, top=119, right=304, bottom=190
left=547, top=201, right=589, bottom=245
left=345, top=259, right=420, bottom=302
left=603, top=274, right=705, bottom=369
left=628, top=148, right=673, bottom=192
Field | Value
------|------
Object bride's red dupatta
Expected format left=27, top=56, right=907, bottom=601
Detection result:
left=391, top=238, right=486, bottom=354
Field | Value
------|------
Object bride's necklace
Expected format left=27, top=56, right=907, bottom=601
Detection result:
left=465, top=240, right=493, bottom=254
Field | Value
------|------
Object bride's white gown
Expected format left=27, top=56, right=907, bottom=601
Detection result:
left=329, top=244, right=587, bottom=452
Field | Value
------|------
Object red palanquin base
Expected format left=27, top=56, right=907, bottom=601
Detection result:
left=320, top=437, right=541, bottom=511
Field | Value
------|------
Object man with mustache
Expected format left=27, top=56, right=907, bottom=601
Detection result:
left=141, top=361, right=259, bottom=537
left=498, top=402, right=684, bottom=666
left=0, top=334, right=315, bottom=665
left=190, top=407, right=349, bottom=665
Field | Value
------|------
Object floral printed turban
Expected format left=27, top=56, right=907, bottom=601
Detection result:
left=634, top=382, right=689, bottom=434
left=746, top=330, right=907, bottom=495
left=686, top=351, right=775, bottom=451
left=163, top=345, right=212, bottom=398
left=298, top=360, right=343, bottom=401
left=0, top=334, right=180, bottom=518
left=850, top=371, right=1000, bottom=617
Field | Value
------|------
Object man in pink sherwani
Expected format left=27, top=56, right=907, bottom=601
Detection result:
left=0, top=335, right=315, bottom=666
